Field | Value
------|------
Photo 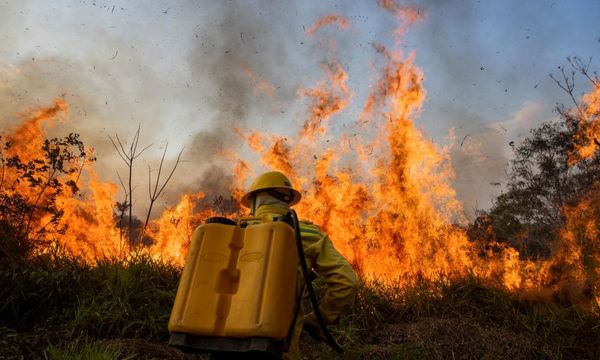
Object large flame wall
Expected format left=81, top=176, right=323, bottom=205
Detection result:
left=1, top=4, right=598, bottom=307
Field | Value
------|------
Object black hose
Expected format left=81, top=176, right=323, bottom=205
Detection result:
left=289, top=209, right=343, bottom=354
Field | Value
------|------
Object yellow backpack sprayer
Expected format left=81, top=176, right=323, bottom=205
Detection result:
left=168, top=210, right=343, bottom=357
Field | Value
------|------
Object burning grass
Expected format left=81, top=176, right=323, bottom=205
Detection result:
left=1, top=3, right=600, bottom=358
left=0, top=255, right=598, bottom=359
left=304, top=277, right=600, bottom=359
left=1, top=4, right=598, bottom=303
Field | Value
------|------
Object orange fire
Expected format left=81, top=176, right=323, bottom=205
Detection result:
left=571, top=82, right=600, bottom=161
left=0, top=100, right=216, bottom=263
left=305, top=14, right=349, bottom=36
left=1, top=3, right=598, bottom=307
left=242, top=65, right=277, bottom=99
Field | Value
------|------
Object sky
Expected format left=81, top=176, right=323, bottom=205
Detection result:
left=0, top=0, right=599, bottom=219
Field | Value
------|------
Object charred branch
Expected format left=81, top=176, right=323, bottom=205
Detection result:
left=143, top=143, right=184, bottom=232
left=109, top=124, right=152, bottom=249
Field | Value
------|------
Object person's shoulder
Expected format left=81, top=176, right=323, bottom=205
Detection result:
left=299, top=220, right=325, bottom=238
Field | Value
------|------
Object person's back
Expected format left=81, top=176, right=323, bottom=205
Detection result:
left=241, top=171, right=359, bottom=359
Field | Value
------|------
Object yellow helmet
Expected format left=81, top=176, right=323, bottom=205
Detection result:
left=241, top=171, right=302, bottom=208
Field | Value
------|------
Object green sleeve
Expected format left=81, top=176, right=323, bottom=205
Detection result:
left=300, top=222, right=359, bottom=324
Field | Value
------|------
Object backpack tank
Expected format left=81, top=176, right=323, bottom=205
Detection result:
left=168, top=220, right=298, bottom=350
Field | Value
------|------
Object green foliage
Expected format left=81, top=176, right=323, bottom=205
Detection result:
left=478, top=63, right=600, bottom=259
left=471, top=59, right=600, bottom=260
left=1, top=255, right=599, bottom=359
left=0, top=253, right=181, bottom=358
left=69, top=254, right=180, bottom=340
left=486, top=118, right=600, bottom=258
left=44, top=338, right=130, bottom=360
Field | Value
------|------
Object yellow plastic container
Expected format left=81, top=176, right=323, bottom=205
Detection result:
left=168, top=221, right=298, bottom=341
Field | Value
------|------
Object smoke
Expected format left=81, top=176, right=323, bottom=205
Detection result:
left=0, top=1, right=181, bottom=204
left=143, top=0, right=314, bottom=210
left=1, top=1, right=595, bottom=219
left=180, top=0, right=299, bottom=200
left=402, top=0, right=591, bottom=217
left=0, top=1, right=305, bottom=216
left=448, top=101, right=552, bottom=219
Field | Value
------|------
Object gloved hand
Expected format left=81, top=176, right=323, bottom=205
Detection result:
left=302, top=312, right=326, bottom=342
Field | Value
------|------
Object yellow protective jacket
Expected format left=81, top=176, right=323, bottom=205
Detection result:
left=254, top=204, right=359, bottom=359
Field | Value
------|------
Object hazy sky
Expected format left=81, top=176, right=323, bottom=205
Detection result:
left=0, top=0, right=599, bottom=218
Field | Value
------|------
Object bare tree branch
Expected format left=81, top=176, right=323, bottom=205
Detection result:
left=143, top=144, right=185, bottom=231
left=570, top=56, right=599, bottom=87
left=73, top=152, right=87, bottom=187
left=114, top=171, right=129, bottom=258
left=23, top=167, right=58, bottom=241
left=550, top=62, right=585, bottom=119
left=109, top=124, right=152, bottom=249
left=109, top=135, right=129, bottom=165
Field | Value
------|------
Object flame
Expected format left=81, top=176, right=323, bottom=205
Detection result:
left=233, top=7, right=600, bottom=305
left=571, top=83, right=600, bottom=161
left=555, top=183, right=600, bottom=307
left=0, top=100, right=222, bottom=262
left=298, top=58, right=351, bottom=138
left=377, top=0, right=425, bottom=42
left=305, top=14, right=349, bottom=36
left=1, top=6, right=598, bottom=307
left=242, top=65, right=277, bottom=99
left=6, top=99, right=68, bottom=167
left=1, top=99, right=76, bottom=249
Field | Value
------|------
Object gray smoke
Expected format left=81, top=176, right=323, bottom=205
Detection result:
left=1, top=0, right=592, bottom=220
left=405, top=0, right=587, bottom=218
left=0, top=1, right=303, bottom=216
left=167, top=0, right=300, bottom=203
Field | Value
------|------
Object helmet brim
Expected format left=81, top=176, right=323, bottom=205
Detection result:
left=240, top=187, right=302, bottom=208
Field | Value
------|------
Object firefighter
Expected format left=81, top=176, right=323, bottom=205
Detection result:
left=240, top=171, right=359, bottom=359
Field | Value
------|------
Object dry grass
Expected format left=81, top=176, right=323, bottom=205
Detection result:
left=1, top=255, right=599, bottom=359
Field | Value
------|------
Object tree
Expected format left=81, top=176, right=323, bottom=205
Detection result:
left=0, top=133, right=91, bottom=260
left=110, top=126, right=184, bottom=248
left=484, top=59, right=600, bottom=258
left=144, top=142, right=184, bottom=231
left=109, top=125, right=151, bottom=248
